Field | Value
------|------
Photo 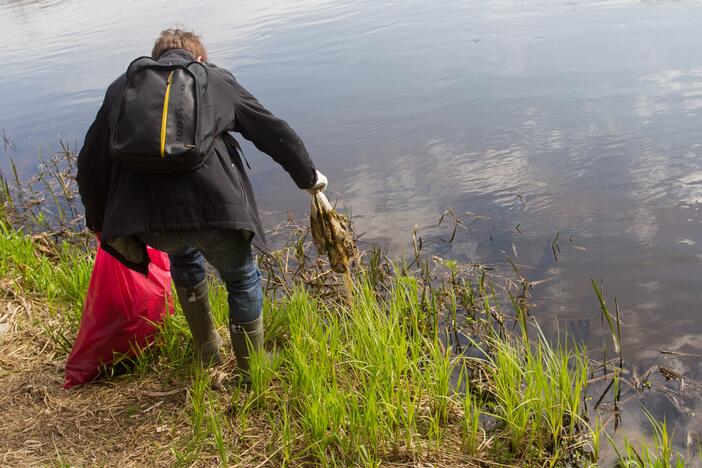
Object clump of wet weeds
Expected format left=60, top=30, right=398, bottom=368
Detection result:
left=0, top=138, right=691, bottom=466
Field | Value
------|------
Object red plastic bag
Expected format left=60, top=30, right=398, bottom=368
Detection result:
left=64, top=241, right=173, bottom=388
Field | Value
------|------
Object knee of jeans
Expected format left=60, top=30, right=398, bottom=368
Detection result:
left=223, top=264, right=261, bottom=291
left=171, top=268, right=206, bottom=288
left=169, top=249, right=206, bottom=288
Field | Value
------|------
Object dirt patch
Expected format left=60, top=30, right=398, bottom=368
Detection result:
left=0, top=297, right=188, bottom=466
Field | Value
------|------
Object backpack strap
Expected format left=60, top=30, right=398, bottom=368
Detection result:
left=186, top=61, right=209, bottom=86
left=224, top=135, right=250, bottom=170
left=234, top=138, right=251, bottom=169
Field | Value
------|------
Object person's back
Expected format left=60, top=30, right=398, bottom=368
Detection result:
left=77, top=27, right=327, bottom=384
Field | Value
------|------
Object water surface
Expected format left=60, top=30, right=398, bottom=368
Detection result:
left=3, top=0, right=702, bottom=449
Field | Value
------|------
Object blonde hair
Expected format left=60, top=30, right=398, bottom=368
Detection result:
left=151, top=27, right=208, bottom=62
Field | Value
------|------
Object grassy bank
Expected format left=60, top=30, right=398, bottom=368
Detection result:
left=0, top=158, right=689, bottom=466
left=0, top=219, right=579, bottom=465
left=0, top=218, right=688, bottom=467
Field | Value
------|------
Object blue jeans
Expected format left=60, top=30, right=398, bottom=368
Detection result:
left=139, top=231, right=263, bottom=324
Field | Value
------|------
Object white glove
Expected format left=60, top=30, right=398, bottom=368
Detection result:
left=306, top=170, right=328, bottom=194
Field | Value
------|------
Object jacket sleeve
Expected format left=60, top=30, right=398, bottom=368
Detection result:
left=229, top=78, right=317, bottom=189
left=76, top=88, right=115, bottom=232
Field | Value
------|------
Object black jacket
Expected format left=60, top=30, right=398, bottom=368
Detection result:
left=77, top=49, right=317, bottom=274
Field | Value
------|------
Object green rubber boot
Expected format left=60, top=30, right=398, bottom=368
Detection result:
left=176, top=280, right=223, bottom=367
left=229, top=317, right=264, bottom=386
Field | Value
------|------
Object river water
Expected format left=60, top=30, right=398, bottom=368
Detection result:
left=2, top=0, right=702, bottom=451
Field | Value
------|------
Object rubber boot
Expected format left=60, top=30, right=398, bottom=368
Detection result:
left=176, top=280, right=223, bottom=367
left=229, top=317, right=264, bottom=386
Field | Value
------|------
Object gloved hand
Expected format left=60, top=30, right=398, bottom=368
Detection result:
left=305, top=170, right=328, bottom=194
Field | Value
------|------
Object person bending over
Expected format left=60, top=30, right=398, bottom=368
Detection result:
left=77, top=27, right=327, bottom=384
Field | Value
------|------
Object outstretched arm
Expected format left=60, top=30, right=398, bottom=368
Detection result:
left=230, top=79, right=318, bottom=189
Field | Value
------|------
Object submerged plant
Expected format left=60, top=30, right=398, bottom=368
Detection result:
left=609, top=406, right=685, bottom=468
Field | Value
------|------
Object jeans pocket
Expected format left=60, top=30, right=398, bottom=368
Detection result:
left=195, top=230, right=233, bottom=251
left=143, top=232, right=188, bottom=254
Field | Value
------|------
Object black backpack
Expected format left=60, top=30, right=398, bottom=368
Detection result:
left=110, top=56, right=215, bottom=173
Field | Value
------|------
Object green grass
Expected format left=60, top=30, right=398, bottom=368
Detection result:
left=0, top=213, right=690, bottom=466
left=0, top=220, right=92, bottom=354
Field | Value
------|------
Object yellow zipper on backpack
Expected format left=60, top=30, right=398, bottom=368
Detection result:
left=160, top=70, right=175, bottom=158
